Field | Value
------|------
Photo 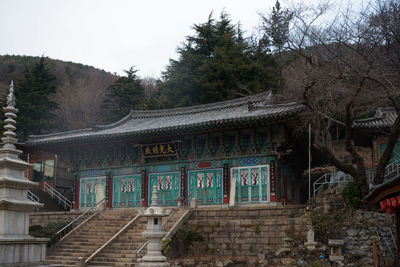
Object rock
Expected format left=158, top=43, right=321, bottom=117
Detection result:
left=281, top=258, right=296, bottom=265
left=346, top=229, right=358, bottom=237
left=297, top=259, right=307, bottom=266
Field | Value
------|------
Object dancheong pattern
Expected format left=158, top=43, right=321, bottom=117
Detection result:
left=79, top=177, right=106, bottom=208
left=188, top=169, right=223, bottom=204
left=113, top=175, right=141, bottom=207
left=149, top=172, right=180, bottom=206
left=231, top=165, right=269, bottom=203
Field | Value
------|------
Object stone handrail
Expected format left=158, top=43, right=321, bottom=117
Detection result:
left=164, top=209, right=192, bottom=239
left=51, top=197, right=106, bottom=245
left=135, top=192, right=193, bottom=257
left=85, top=213, right=141, bottom=264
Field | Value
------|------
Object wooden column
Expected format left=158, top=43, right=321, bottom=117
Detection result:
left=73, top=176, right=80, bottom=210
left=106, top=172, right=112, bottom=208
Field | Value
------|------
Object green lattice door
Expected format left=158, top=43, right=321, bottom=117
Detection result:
left=231, top=165, right=269, bottom=203
left=149, top=172, right=180, bottom=206
left=113, top=175, right=141, bottom=207
left=79, top=177, right=106, bottom=208
left=188, top=169, right=223, bottom=205
left=381, top=142, right=400, bottom=162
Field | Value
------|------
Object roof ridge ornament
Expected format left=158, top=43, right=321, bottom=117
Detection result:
left=2, top=81, right=19, bottom=150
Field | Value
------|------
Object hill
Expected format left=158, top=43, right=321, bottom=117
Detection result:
left=0, top=55, right=118, bottom=131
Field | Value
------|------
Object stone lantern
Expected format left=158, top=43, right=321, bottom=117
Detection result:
left=328, top=239, right=344, bottom=262
left=138, top=186, right=170, bottom=267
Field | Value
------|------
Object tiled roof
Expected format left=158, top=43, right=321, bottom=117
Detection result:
left=26, top=93, right=304, bottom=146
left=365, top=174, right=400, bottom=201
left=353, top=107, right=397, bottom=129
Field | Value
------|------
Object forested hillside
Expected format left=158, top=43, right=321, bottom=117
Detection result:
left=0, top=55, right=118, bottom=131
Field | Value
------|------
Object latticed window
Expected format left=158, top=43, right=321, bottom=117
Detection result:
left=231, top=165, right=269, bottom=203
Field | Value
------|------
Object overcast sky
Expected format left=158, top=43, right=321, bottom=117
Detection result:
left=0, top=0, right=283, bottom=78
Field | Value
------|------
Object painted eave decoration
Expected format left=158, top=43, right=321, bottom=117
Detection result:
left=26, top=93, right=304, bottom=146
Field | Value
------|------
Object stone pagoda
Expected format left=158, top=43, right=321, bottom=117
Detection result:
left=0, top=82, right=48, bottom=265
left=138, top=186, right=170, bottom=267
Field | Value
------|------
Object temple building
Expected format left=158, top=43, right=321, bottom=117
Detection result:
left=354, top=107, right=400, bottom=164
left=25, top=93, right=309, bottom=210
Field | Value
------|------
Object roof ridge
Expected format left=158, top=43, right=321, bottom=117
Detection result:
left=129, top=94, right=298, bottom=119
left=28, top=127, right=93, bottom=140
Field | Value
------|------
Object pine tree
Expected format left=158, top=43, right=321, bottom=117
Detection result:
left=260, top=1, right=293, bottom=90
left=158, top=12, right=278, bottom=108
left=12, top=57, right=58, bottom=140
left=261, top=1, right=293, bottom=54
left=102, top=67, right=145, bottom=122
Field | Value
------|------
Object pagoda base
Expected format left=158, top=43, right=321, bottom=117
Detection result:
left=138, top=262, right=170, bottom=267
left=0, top=237, right=48, bottom=266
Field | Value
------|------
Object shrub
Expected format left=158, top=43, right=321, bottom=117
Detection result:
left=29, top=221, right=70, bottom=246
left=342, top=181, right=362, bottom=209
left=310, top=211, right=345, bottom=243
left=177, top=226, right=204, bottom=255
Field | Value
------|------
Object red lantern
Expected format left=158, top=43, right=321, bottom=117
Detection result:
left=380, top=200, right=387, bottom=210
left=390, top=197, right=399, bottom=208
left=397, top=195, right=400, bottom=204
left=386, top=207, right=394, bottom=214
left=386, top=198, right=392, bottom=208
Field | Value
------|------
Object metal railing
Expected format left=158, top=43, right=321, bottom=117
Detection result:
left=135, top=194, right=191, bottom=257
left=313, top=172, right=353, bottom=196
left=313, top=160, right=400, bottom=196
left=50, top=197, right=106, bottom=245
left=43, top=182, right=72, bottom=210
left=27, top=190, right=39, bottom=203
left=383, top=160, right=400, bottom=182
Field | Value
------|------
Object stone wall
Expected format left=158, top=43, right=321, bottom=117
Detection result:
left=178, top=205, right=308, bottom=259
left=342, top=210, right=395, bottom=267
left=30, top=211, right=84, bottom=226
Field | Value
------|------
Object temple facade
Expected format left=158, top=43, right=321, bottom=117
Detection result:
left=354, top=107, right=400, bottom=165
left=26, top=93, right=307, bottom=210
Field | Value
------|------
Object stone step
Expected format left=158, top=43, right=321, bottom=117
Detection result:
left=87, top=261, right=135, bottom=266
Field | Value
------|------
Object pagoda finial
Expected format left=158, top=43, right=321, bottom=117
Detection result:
left=2, top=81, right=18, bottom=150
left=151, top=186, right=158, bottom=206
left=7, top=80, right=16, bottom=107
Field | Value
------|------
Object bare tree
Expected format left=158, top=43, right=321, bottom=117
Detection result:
left=279, top=0, right=400, bottom=196
left=141, top=76, right=159, bottom=99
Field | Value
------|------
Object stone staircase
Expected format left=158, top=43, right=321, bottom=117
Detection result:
left=86, top=216, right=147, bottom=266
left=46, top=209, right=139, bottom=266
left=86, top=207, right=190, bottom=266
left=30, top=187, right=67, bottom=212
left=45, top=206, right=191, bottom=266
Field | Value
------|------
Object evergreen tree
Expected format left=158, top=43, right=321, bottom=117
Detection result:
left=158, top=12, right=278, bottom=108
left=260, top=1, right=293, bottom=89
left=260, top=1, right=293, bottom=53
left=12, top=57, right=58, bottom=140
left=102, top=67, right=145, bottom=122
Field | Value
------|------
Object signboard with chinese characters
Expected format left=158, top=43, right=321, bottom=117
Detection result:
left=142, top=142, right=177, bottom=158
